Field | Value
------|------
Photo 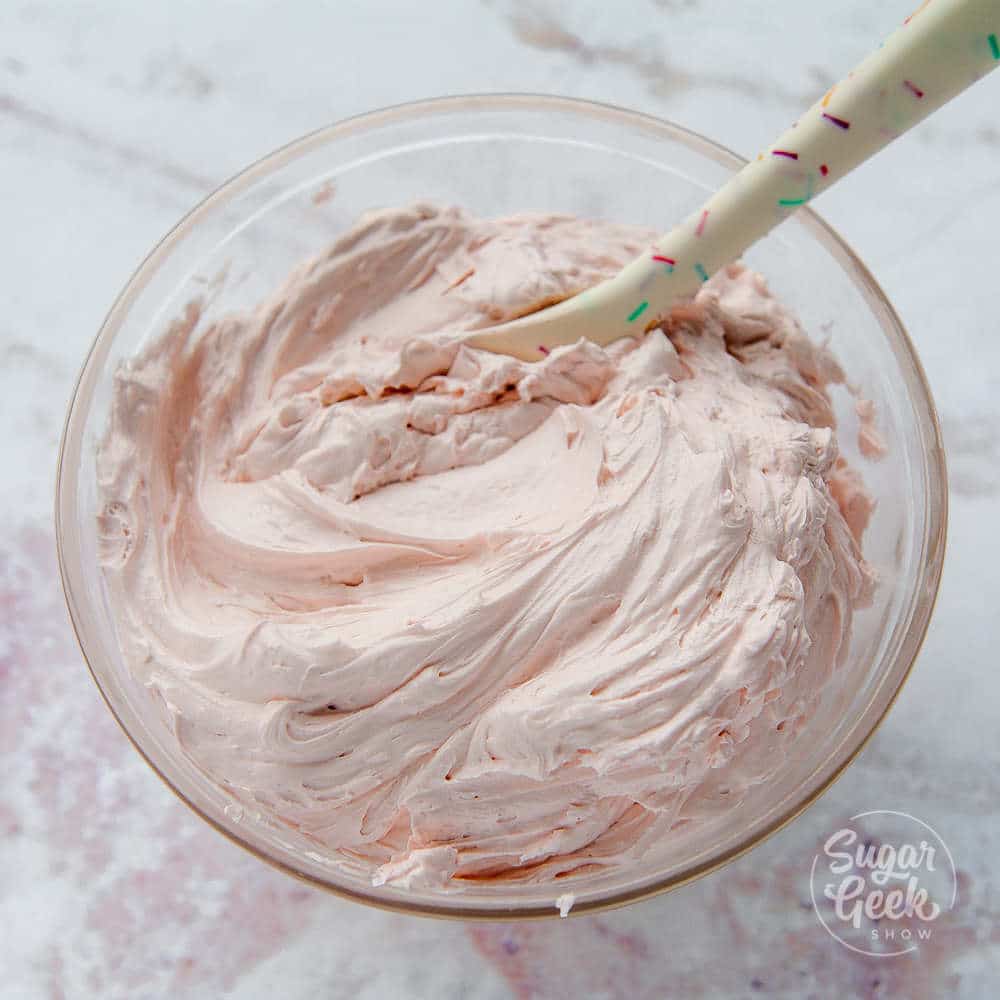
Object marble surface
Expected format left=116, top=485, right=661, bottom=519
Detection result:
left=3, top=1, right=999, bottom=997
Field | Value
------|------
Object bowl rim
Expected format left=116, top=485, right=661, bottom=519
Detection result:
left=55, top=92, right=948, bottom=920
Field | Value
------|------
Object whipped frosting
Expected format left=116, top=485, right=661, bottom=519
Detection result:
left=98, top=205, right=874, bottom=890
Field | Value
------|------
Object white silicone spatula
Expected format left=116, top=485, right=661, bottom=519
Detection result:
left=468, top=0, right=999, bottom=361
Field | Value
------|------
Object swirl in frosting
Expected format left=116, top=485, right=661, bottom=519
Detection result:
left=98, top=205, right=874, bottom=890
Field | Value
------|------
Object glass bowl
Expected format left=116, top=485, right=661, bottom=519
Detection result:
left=56, top=95, right=947, bottom=919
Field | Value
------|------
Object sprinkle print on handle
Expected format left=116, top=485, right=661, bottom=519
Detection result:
left=821, top=112, right=851, bottom=130
left=467, top=0, right=1000, bottom=361
left=630, top=0, right=1000, bottom=331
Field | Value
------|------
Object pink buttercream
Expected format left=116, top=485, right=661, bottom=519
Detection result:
left=98, top=205, right=874, bottom=890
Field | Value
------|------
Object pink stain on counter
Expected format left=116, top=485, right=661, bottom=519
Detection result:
left=468, top=831, right=998, bottom=1000
left=0, top=524, right=318, bottom=997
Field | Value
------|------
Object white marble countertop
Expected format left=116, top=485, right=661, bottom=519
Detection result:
left=3, top=1, right=998, bottom=997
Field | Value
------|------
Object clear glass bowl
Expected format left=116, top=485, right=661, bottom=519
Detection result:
left=56, top=95, right=947, bottom=919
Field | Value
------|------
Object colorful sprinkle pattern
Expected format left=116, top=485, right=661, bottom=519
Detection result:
left=600, top=0, right=1000, bottom=332
left=821, top=112, right=851, bottom=130
left=627, top=301, right=649, bottom=322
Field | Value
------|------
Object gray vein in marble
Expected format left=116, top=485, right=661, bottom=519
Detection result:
left=0, top=91, right=215, bottom=193
left=109, top=48, right=216, bottom=101
left=1, top=341, right=67, bottom=378
left=498, top=3, right=827, bottom=106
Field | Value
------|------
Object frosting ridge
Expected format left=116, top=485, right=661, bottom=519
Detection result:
left=98, top=205, right=874, bottom=889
